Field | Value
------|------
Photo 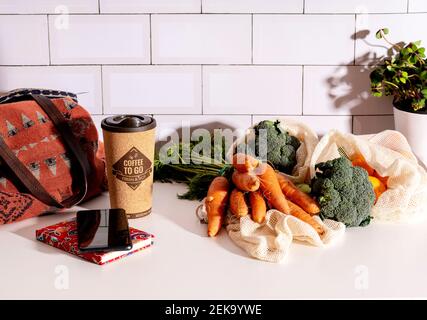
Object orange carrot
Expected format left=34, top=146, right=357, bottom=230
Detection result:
left=288, top=201, right=324, bottom=235
left=351, top=154, right=375, bottom=176
left=249, top=191, right=267, bottom=223
left=206, top=177, right=230, bottom=237
left=351, top=153, right=389, bottom=186
left=257, top=164, right=290, bottom=214
left=229, top=189, right=249, bottom=218
left=373, top=171, right=389, bottom=187
left=276, top=173, right=320, bottom=215
left=232, top=153, right=260, bottom=173
left=232, top=171, right=260, bottom=192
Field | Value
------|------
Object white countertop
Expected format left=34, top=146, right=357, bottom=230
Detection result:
left=1, top=182, right=427, bottom=299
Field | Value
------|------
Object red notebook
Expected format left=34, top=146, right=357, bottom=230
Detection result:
left=36, top=219, right=154, bottom=265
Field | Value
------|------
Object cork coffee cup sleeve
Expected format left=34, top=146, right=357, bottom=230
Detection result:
left=102, top=115, right=156, bottom=218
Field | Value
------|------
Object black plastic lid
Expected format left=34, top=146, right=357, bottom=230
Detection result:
left=101, top=115, right=156, bottom=133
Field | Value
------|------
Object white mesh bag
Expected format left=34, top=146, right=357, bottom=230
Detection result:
left=309, top=130, right=427, bottom=223
left=230, top=118, right=319, bottom=184
left=226, top=210, right=345, bottom=263
left=197, top=202, right=345, bottom=263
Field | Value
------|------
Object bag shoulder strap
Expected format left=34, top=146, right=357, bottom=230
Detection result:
left=31, top=95, right=91, bottom=176
left=0, top=94, right=90, bottom=208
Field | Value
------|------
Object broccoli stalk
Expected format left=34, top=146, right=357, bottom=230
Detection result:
left=311, top=157, right=375, bottom=227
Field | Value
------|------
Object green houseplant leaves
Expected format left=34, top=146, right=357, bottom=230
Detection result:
left=370, top=28, right=427, bottom=112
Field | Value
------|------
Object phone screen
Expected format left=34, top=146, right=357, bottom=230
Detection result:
left=76, top=209, right=132, bottom=252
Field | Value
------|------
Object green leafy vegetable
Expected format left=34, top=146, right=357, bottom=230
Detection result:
left=242, top=120, right=301, bottom=174
left=154, top=138, right=232, bottom=200
left=311, top=157, right=375, bottom=227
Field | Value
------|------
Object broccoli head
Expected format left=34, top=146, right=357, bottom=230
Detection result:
left=249, top=120, right=301, bottom=174
left=311, top=157, right=375, bottom=227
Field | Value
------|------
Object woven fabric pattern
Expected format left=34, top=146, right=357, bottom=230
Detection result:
left=0, top=97, right=106, bottom=224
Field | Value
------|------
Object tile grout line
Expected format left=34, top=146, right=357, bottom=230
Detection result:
left=149, top=14, right=153, bottom=65
left=301, top=65, right=305, bottom=115
left=201, top=65, right=204, bottom=114
left=98, top=0, right=101, bottom=14
left=0, top=12, right=423, bottom=16
left=123, top=113, right=392, bottom=117
left=303, top=0, right=306, bottom=14
left=46, top=14, right=51, bottom=65
left=192, top=113, right=394, bottom=116
left=100, top=65, right=105, bottom=115
left=0, top=63, right=372, bottom=67
left=353, top=14, right=357, bottom=65
left=351, top=115, right=355, bottom=134
left=407, top=0, right=410, bottom=13
left=200, top=0, right=203, bottom=14
left=251, top=14, right=254, bottom=64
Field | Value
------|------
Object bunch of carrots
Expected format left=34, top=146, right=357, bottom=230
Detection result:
left=205, top=153, right=324, bottom=237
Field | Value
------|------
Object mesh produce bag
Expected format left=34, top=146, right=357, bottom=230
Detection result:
left=218, top=119, right=342, bottom=262
left=229, top=118, right=319, bottom=184
left=309, top=130, right=427, bottom=223
left=197, top=202, right=345, bottom=263
left=226, top=210, right=345, bottom=263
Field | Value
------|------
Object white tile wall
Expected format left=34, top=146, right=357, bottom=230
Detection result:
left=0, top=2, right=423, bottom=136
left=100, top=0, right=201, bottom=13
left=355, top=14, right=427, bottom=65
left=0, top=0, right=99, bottom=14
left=152, top=14, right=251, bottom=64
left=203, top=66, right=302, bottom=115
left=303, top=66, right=393, bottom=115
left=252, top=115, right=353, bottom=136
left=408, top=0, right=427, bottom=12
left=0, top=66, right=102, bottom=114
left=91, top=115, right=107, bottom=141
left=102, top=65, right=202, bottom=114
left=49, top=15, right=150, bottom=65
left=253, top=15, right=355, bottom=65
left=155, top=115, right=252, bottom=142
left=353, top=115, right=395, bottom=134
left=305, top=0, right=407, bottom=14
left=0, top=16, right=49, bottom=65
left=202, top=0, right=303, bottom=13
left=92, top=114, right=251, bottom=142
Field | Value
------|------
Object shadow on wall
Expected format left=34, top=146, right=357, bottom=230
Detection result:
left=155, top=121, right=242, bottom=153
left=326, top=30, right=399, bottom=134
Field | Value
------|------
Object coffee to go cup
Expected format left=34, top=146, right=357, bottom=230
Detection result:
left=101, top=115, right=156, bottom=219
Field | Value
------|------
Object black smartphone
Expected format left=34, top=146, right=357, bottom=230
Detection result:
left=76, top=209, right=132, bottom=252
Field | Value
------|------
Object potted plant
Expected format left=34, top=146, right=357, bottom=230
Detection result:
left=370, top=28, right=427, bottom=164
